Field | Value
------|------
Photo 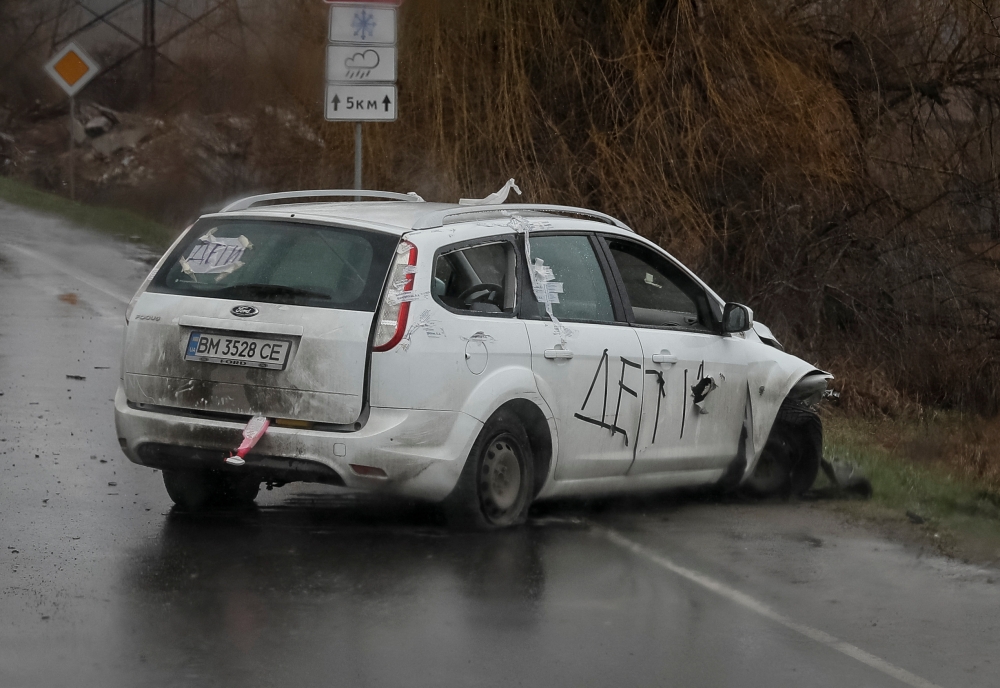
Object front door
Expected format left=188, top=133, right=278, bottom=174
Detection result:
left=519, top=233, right=644, bottom=481
left=600, top=236, right=749, bottom=475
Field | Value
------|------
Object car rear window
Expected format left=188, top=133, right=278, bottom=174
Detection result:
left=149, top=219, right=398, bottom=311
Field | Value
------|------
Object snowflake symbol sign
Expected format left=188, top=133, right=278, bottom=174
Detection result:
left=352, top=10, right=377, bottom=40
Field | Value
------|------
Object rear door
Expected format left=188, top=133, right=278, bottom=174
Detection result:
left=599, top=236, right=749, bottom=474
left=122, top=218, right=399, bottom=424
left=519, top=232, right=644, bottom=480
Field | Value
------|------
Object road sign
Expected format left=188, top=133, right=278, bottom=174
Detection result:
left=324, top=3, right=399, bottom=124
left=44, top=42, right=100, bottom=97
left=325, top=3, right=399, bottom=189
left=327, top=45, right=396, bottom=82
left=329, top=4, right=396, bottom=45
left=325, top=84, right=397, bottom=121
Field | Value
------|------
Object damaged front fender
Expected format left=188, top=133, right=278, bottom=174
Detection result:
left=787, top=370, right=834, bottom=406
left=744, top=336, right=833, bottom=479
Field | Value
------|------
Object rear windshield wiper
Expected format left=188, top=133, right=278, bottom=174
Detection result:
left=215, top=283, right=331, bottom=301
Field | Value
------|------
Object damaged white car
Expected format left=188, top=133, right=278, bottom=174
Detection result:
left=115, top=184, right=833, bottom=526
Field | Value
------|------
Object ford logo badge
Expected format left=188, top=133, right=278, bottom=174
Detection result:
left=231, top=304, right=259, bottom=317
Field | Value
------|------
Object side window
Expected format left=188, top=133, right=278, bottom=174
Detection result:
left=526, top=235, right=615, bottom=323
left=433, top=241, right=516, bottom=314
left=605, top=238, right=714, bottom=331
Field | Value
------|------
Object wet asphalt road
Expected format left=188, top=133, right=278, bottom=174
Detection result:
left=1, top=201, right=999, bottom=688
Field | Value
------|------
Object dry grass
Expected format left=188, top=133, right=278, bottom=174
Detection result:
left=851, top=410, right=1000, bottom=495
left=244, top=0, right=1000, bottom=421
left=5, top=0, right=1000, bottom=426
left=825, top=410, right=1000, bottom=563
left=0, top=176, right=171, bottom=247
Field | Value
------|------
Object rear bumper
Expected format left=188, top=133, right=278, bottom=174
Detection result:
left=114, top=385, right=482, bottom=502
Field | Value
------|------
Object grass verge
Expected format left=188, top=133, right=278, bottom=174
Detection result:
left=824, top=413, right=1000, bottom=565
left=0, top=176, right=173, bottom=249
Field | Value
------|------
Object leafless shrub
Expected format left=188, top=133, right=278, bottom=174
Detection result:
left=6, top=0, right=1000, bottom=419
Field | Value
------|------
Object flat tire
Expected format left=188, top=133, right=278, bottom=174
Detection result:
left=445, top=410, right=534, bottom=528
left=743, top=400, right=822, bottom=498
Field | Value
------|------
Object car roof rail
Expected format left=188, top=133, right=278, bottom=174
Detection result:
left=221, top=189, right=425, bottom=212
left=409, top=204, right=634, bottom=232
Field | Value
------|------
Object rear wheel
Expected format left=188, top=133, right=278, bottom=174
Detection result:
left=162, top=469, right=260, bottom=511
left=217, top=473, right=261, bottom=506
left=445, top=410, right=535, bottom=528
left=743, top=400, right=822, bottom=498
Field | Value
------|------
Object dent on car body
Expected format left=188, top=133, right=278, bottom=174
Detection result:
left=744, top=329, right=832, bottom=479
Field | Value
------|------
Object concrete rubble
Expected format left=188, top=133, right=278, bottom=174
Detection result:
left=0, top=99, right=327, bottom=220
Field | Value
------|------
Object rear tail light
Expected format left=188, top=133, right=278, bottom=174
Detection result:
left=372, top=239, right=417, bottom=351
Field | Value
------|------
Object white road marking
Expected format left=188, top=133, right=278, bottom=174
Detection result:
left=600, top=526, right=945, bottom=688
left=4, top=243, right=131, bottom=304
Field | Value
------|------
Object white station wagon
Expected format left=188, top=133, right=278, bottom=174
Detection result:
left=115, top=186, right=833, bottom=526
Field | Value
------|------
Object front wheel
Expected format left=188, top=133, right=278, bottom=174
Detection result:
left=445, top=410, right=535, bottom=528
left=743, top=400, right=822, bottom=499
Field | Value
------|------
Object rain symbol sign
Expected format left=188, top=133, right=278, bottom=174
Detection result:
left=325, top=3, right=398, bottom=122
left=327, top=45, right=396, bottom=83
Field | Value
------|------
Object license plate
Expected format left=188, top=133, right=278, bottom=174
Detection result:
left=184, top=331, right=291, bottom=370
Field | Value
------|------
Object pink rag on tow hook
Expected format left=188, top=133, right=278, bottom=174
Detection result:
left=225, top=415, right=269, bottom=466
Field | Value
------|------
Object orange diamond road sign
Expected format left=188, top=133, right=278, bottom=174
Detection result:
left=44, top=42, right=100, bottom=97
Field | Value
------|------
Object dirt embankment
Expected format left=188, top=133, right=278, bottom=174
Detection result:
left=1, top=99, right=330, bottom=227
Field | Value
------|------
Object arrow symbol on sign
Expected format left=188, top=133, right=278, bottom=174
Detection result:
left=332, top=94, right=340, bottom=111
left=383, top=95, right=391, bottom=112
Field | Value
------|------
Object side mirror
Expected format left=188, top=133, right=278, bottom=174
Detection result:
left=722, top=303, right=753, bottom=333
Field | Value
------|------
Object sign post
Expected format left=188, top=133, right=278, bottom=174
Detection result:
left=44, top=42, right=100, bottom=201
left=355, top=120, right=363, bottom=191
left=324, top=2, right=398, bottom=191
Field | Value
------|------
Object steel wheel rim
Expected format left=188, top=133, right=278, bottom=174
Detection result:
left=481, top=437, right=522, bottom=514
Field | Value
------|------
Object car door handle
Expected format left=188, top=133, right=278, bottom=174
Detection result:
left=544, top=348, right=574, bottom=359
left=651, top=351, right=678, bottom=364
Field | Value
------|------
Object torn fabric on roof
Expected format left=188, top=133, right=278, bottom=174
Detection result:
left=459, top=178, right=522, bottom=206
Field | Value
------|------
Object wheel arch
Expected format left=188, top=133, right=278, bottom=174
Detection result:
left=461, top=365, right=556, bottom=498
left=493, top=398, right=553, bottom=498
left=746, top=357, right=832, bottom=478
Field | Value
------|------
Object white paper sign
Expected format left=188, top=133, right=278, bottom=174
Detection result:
left=180, top=236, right=250, bottom=275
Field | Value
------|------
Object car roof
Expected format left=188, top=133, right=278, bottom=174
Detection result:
left=200, top=191, right=635, bottom=237
left=208, top=201, right=456, bottom=235
left=197, top=191, right=726, bottom=308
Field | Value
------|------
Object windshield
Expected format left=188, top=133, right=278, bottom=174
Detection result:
left=149, top=219, right=399, bottom=311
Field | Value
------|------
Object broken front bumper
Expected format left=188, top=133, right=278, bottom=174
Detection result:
left=113, top=385, right=482, bottom=501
